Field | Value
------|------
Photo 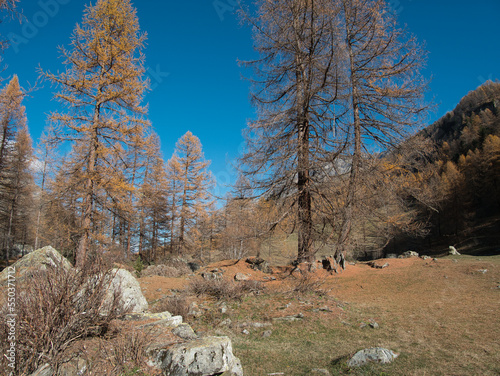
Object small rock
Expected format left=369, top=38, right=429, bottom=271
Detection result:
left=448, top=246, right=460, bottom=255
left=218, top=318, right=232, bottom=327
left=369, top=321, right=380, bottom=329
left=242, top=329, right=250, bottom=335
left=359, top=322, right=367, bottom=329
left=421, top=255, right=431, bottom=260
left=172, top=324, right=198, bottom=340
left=309, top=369, right=331, bottom=376
left=348, top=347, right=399, bottom=368
left=478, top=269, right=488, bottom=274
left=319, top=306, right=332, bottom=312
left=402, top=251, right=419, bottom=258
left=262, top=330, right=273, bottom=338
left=234, top=273, right=250, bottom=281
left=453, top=259, right=458, bottom=263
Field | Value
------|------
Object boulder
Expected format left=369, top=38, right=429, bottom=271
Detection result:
left=322, top=256, right=337, bottom=272
left=401, top=251, right=419, bottom=258
left=348, top=347, right=399, bottom=368
left=448, top=246, right=460, bottom=255
left=102, top=268, right=148, bottom=314
left=0, top=246, right=72, bottom=285
left=148, top=336, right=243, bottom=376
left=245, top=257, right=270, bottom=273
left=234, top=272, right=250, bottom=281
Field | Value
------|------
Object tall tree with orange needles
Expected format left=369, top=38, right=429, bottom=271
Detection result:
left=171, top=131, right=213, bottom=254
left=0, top=75, right=34, bottom=259
left=42, top=0, right=149, bottom=267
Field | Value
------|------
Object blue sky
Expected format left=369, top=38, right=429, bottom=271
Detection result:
left=1, top=0, right=499, bottom=197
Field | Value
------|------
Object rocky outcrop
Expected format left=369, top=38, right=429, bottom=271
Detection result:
left=102, top=269, right=148, bottom=314
left=348, top=347, right=399, bottom=368
left=149, top=336, right=243, bottom=376
left=0, top=246, right=72, bottom=285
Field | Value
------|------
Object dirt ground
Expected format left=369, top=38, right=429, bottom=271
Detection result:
left=139, top=255, right=500, bottom=375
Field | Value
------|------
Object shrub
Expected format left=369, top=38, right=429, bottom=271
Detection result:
left=141, top=264, right=181, bottom=278
left=0, top=256, right=125, bottom=375
left=189, top=278, right=265, bottom=301
left=151, top=294, right=190, bottom=318
left=288, top=271, right=327, bottom=296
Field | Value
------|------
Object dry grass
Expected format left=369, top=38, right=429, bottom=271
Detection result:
left=185, top=255, right=500, bottom=375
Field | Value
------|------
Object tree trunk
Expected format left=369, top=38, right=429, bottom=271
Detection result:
left=335, top=34, right=361, bottom=266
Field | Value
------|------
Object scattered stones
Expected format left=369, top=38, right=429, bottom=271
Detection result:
left=201, top=269, right=223, bottom=280
left=478, top=269, right=488, bottom=274
left=448, top=246, right=461, bottom=255
left=245, top=256, right=271, bottom=273
left=347, top=347, right=399, bottom=368
left=401, top=251, right=419, bottom=258
left=218, top=318, right=233, bottom=327
left=272, top=313, right=304, bottom=322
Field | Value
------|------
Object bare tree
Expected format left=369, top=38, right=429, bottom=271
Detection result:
left=334, top=0, right=428, bottom=263
left=240, top=0, right=344, bottom=263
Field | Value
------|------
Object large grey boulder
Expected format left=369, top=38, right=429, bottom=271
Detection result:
left=149, top=336, right=243, bottom=376
left=348, top=347, right=399, bottom=368
left=0, top=246, right=72, bottom=285
left=101, top=268, right=148, bottom=314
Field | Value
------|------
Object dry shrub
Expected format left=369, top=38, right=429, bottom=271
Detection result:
left=83, top=329, right=161, bottom=376
left=189, top=278, right=265, bottom=301
left=151, top=294, right=190, bottom=318
left=288, top=271, right=327, bottom=296
left=0, top=256, right=125, bottom=375
left=141, top=264, right=180, bottom=278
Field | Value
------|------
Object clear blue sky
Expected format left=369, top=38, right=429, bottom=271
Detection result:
left=1, top=0, right=499, bottom=197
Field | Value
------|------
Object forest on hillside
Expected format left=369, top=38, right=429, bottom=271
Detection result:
left=0, top=0, right=499, bottom=269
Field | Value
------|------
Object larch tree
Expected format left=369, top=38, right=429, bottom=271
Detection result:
left=0, top=75, right=34, bottom=259
left=41, top=0, right=149, bottom=267
left=171, top=131, right=213, bottom=254
left=137, top=132, right=169, bottom=262
left=240, top=0, right=345, bottom=263
left=334, top=0, right=428, bottom=263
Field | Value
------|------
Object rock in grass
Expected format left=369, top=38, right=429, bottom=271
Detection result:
left=309, top=368, right=331, bottom=375
left=149, top=336, right=243, bottom=376
left=348, top=347, right=399, bottom=368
